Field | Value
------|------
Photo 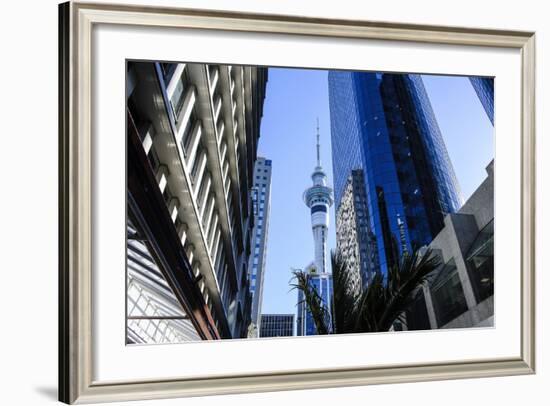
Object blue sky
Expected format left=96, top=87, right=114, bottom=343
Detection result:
left=257, top=68, right=494, bottom=316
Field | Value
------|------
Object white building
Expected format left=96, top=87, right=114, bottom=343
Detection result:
left=247, top=157, right=272, bottom=336
left=126, top=61, right=267, bottom=342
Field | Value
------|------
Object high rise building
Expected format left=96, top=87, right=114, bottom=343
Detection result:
left=296, top=270, right=333, bottom=336
left=336, top=169, right=379, bottom=294
left=259, top=314, right=295, bottom=337
left=328, top=72, right=461, bottom=277
left=405, top=161, right=494, bottom=331
left=248, top=157, right=272, bottom=336
left=469, top=77, right=494, bottom=125
left=303, top=121, right=334, bottom=275
left=126, top=61, right=267, bottom=343
left=297, top=123, right=334, bottom=336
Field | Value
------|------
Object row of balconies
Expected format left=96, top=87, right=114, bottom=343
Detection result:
left=132, top=61, right=256, bottom=338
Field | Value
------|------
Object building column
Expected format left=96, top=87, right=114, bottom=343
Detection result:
left=422, top=285, right=439, bottom=329
left=211, top=229, right=222, bottom=263
left=177, top=222, right=188, bottom=247
left=184, top=121, right=202, bottom=170
left=207, top=214, right=219, bottom=250
left=165, top=63, right=186, bottom=99
left=193, top=151, right=208, bottom=196
left=175, top=86, right=197, bottom=140
left=446, top=215, right=480, bottom=319
left=203, top=196, right=217, bottom=238
left=198, top=175, right=212, bottom=219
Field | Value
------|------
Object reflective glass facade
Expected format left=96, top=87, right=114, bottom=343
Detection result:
left=469, top=77, right=494, bottom=125
left=328, top=72, right=461, bottom=276
left=296, top=271, right=333, bottom=336
left=336, top=169, right=380, bottom=292
left=259, top=314, right=294, bottom=337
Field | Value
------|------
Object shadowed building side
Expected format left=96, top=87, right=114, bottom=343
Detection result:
left=247, top=157, right=272, bottom=337
left=126, top=61, right=267, bottom=342
left=328, top=71, right=461, bottom=277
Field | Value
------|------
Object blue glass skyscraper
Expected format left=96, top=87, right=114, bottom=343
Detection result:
left=296, top=271, right=333, bottom=336
left=469, top=77, right=494, bottom=125
left=328, top=72, right=462, bottom=277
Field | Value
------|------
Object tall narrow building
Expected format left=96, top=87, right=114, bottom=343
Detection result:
left=296, top=271, right=333, bottom=336
left=469, top=77, right=494, bottom=125
left=248, top=157, right=272, bottom=336
left=336, top=169, right=379, bottom=293
left=297, top=123, right=334, bottom=336
left=328, top=72, right=461, bottom=277
left=303, top=121, right=334, bottom=275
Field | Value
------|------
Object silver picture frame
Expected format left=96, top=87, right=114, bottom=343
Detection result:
left=59, top=1, right=536, bottom=403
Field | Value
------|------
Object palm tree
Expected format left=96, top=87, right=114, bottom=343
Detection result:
left=292, top=248, right=441, bottom=334
left=290, top=268, right=331, bottom=335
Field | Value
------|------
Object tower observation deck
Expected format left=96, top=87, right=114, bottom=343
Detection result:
left=303, top=120, right=334, bottom=274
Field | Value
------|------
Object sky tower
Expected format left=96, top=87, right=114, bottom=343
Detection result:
left=303, top=120, right=334, bottom=274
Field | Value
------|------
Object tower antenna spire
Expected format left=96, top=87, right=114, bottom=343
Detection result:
left=316, top=117, right=321, bottom=167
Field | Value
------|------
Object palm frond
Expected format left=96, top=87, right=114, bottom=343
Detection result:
left=290, top=269, right=331, bottom=335
left=377, top=249, right=441, bottom=331
left=330, top=252, right=361, bottom=334
left=290, top=247, right=441, bottom=335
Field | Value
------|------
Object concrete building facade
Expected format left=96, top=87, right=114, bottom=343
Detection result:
left=126, top=61, right=267, bottom=342
left=248, top=157, right=272, bottom=336
left=405, top=161, right=494, bottom=330
left=336, top=169, right=380, bottom=294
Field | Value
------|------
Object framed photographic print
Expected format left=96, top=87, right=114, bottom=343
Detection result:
left=59, top=1, right=536, bottom=404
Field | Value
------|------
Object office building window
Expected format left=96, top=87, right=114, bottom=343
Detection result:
left=430, top=260, right=468, bottom=327
left=466, top=220, right=494, bottom=303
left=406, top=291, right=431, bottom=330
left=160, top=63, right=177, bottom=82
left=170, top=70, right=189, bottom=121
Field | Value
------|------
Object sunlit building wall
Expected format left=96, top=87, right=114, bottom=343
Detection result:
left=405, top=161, right=494, bottom=330
left=248, top=157, right=272, bottom=335
left=336, top=169, right=379, bottom=294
